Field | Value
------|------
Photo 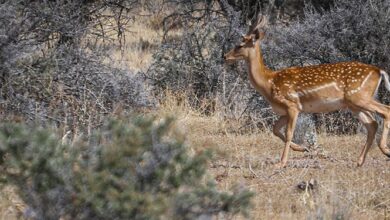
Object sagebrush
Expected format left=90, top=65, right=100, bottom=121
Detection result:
left=0, top=116, right=253, bottom=219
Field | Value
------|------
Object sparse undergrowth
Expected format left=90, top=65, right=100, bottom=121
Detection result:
left=152, top=97, right=390, bottom=220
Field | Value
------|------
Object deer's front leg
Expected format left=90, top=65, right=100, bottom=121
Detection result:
left=277, top=107, right=299, bottom=168
left=273, top=116, right=308, bottom=152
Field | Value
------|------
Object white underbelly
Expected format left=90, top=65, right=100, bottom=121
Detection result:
left=301, top=97, right=346, bottom=113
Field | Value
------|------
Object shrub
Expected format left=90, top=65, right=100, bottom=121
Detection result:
left=0, top=0, right=153, bottom=131
left=0, top=116, right=253, bottom=219
left=0, top=123, right=75, bottom=219
left=4, top=45, right=153, bottom=132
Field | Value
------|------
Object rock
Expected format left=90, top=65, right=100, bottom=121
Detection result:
left=297, top=178, right=318, bottom=191
left=293, top=114, right=317, bottom=150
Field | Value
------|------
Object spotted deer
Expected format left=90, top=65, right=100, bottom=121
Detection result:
left=224, top=16, right=390, bottom=168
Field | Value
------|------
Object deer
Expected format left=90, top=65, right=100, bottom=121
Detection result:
left=224, top=15, right=390, bottom=168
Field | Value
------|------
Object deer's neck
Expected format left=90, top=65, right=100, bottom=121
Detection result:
left=246, top=43, right=274, bottom=98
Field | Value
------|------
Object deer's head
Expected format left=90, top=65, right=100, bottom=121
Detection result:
left=224, top=16, right=267, bottom=63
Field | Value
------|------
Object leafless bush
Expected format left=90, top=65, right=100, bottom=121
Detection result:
left=221, top=0, right=316, bottom=23
left=145, top=1, right=278, bottom=131
left=0, top=0, right=153, bottom=132
left=4, top=45, right=152, bottom=131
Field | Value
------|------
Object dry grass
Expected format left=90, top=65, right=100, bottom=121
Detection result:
left=207, top=133, right=390, bottom=219
left=155, top=95, right=390, bottom=220
left=107, top=6, right=181, bottom=72
left=0, top=186, right=24, bottom=220
left=110, top=20, right=163, bottom=71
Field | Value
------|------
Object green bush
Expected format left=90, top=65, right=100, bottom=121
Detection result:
left=0, top=116, right=253, bottom=219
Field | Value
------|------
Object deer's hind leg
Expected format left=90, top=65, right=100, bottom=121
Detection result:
left=369, top=102, right=390, bottom=157
left=348, top=97, right=390, bottom=158
left=352, top=110, right=378, bottom=166
left=273, top=116, right=308, bottom=152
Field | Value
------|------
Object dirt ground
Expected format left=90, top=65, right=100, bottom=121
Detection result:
left=163, top=101, right=390, bottom=220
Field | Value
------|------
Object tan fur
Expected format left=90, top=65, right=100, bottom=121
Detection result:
left=224, top=22, right=390, bottom=168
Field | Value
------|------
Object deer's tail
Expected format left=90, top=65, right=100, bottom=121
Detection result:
left=380, top=70, right=390, bottom=91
